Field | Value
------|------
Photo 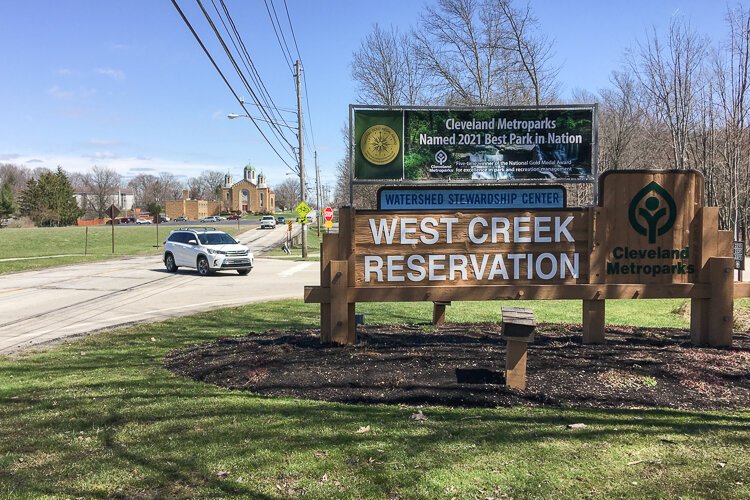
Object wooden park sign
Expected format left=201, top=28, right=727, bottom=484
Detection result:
left=305, top=169, right=750, bottom=347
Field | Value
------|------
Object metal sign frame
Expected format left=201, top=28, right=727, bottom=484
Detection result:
left=349, top=104, right=599, bottom=206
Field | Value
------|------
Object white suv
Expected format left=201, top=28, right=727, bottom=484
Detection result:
left=260, top=215, right=276, bottom=229
left=163, top=228, right=254, bottom=276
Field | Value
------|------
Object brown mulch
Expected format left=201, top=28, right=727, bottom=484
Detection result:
left=164, top=323, right=750, bottom=410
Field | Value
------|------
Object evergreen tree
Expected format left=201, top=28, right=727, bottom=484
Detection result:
left=0, top=181, right=14, bottom=220
left=18, top=167, right=82, bottom=226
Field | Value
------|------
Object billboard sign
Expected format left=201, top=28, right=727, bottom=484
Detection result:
left=353, top=106, right=596, bottom=182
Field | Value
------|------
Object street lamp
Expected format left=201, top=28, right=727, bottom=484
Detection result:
left=227, top=58, right=307, bottom=258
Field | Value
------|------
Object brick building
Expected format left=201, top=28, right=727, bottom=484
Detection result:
left=165, top=191, right=220, bottom=220
left=220, top=164, right=275, bottom=214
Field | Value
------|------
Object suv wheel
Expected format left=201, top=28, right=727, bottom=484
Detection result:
left=164, top=253, right=178, bottom=273
left=197, top=256, right=212, bottom=276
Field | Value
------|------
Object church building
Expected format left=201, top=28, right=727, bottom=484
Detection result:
left=220, top=164, right=276, bottom=214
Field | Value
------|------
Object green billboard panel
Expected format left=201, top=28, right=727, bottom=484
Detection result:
left=353, top=110, right=404, bottom=180
left=353, top=106, right=595, bottom=181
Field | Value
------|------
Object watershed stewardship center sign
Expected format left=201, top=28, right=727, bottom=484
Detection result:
left=354, top=106, right=595, bottom=181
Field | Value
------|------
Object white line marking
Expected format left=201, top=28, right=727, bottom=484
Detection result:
left=278, top=261, right=314, bottom=277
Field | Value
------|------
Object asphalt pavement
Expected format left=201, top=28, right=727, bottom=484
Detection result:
left=0, top=225, right=318, bottom=354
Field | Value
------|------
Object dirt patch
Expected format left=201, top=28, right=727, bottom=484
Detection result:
left=164, top=323, right=750, bottom=410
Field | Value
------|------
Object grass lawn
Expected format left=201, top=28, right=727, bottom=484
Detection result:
left=0, top=225, right=245, bottom=274
left=0, top=299, right=748, bottom=498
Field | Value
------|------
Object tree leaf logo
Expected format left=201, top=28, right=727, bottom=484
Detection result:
left=628, top=181, right=677, bottom=244
left=435, top=150, right=448, bottom=165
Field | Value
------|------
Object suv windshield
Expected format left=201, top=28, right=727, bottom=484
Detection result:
left=198, top=232, right=237, bottom=245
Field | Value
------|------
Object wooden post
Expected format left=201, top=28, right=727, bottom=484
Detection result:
left=432, top=301, right=450, bottom=326
left=505, top=341, right=528, bottom=390
left=337, top=207, right=356, bottom=344
left=690, top=208, right=718, bottom=345
left=329, top=260, right=351, bottom=345
left=582, top=300, right=605, bottom=344
left=584, top=207, right=606, bottom=344
left=501, top=307, right=534, bottom=390
left=690, top=208, right=714, bottom=345
left=708, top=257, right=734, bottom=347
left=319, top=234, right=338, bottom=344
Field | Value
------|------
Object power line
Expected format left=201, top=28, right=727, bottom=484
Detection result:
left=214, top=0, right=296, bottom=128
left=195, top=0, right=298, bottom=161
left=263, top=0, right=294, bottom=73
left=281, top=0, right=317, bottom=153
left=169, top=0, right=296, bottom=173
left=302, top=71, right=317, bottom=153
left=198, top=0, right=295, bottom=149
left=282, top=0, right=302, bottom=61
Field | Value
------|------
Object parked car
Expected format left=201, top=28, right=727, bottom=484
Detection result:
left=159, top=215, right=170, bottom=223
left=119, top=217, right=135, bottom=224
left=163, top=228, right=254, bottom=276
left=200, top=215, right=223, bottom=223
left=260, top=215, right=277, bottom=229
left=276, top=216, right=286, bottom=224
left=174, top=216, right=188, bottom=223
left=226, top=214, right=240, bottom=220
left=136, top=218, right=152, bottom=224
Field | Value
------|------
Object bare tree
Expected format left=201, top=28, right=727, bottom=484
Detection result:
left=352, top=24, right=402, bottom=105
left=494, top=0, right=558, bottom=106
left=629, top=18, right=707, bottom=168
left=80, top=166, right=122, bottom=218
left=0, top=164, right=29, bottom=199
left=128, top=173, right=158, bottom=208
left=713, top=5, right=750, bottom=234
left=413, top=0, right=501, bottom=105
left=154, top=172, right=182, bottom=203
left=186, top=177, right=202, bottom=200
left=598, top=71, right=645, bottom=170
left=198, top=170, right=225, bottom=201
left=274, top=177, right=299, bottom=210
left=411, top=0, right=557, bottom=105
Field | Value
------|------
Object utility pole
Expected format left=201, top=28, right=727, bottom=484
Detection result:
left=315, top=150, right=321, bottom=236
left=295, top=60, right=307, bottom=258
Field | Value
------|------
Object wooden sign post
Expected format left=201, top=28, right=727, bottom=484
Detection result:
left=306, top=170, right=747, bottom=349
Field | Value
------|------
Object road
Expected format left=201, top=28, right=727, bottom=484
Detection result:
left=0, top=226, right=318, bottom=354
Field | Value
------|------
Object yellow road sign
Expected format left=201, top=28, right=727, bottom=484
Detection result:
left=297, top=216, right=308, bottom=224
left=295, top=201, right=311, bottom=217
left=287, top=220, right=293, bottom=231
left=325, top=220, right=333, bottom=229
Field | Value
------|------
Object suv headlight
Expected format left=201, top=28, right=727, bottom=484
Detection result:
left=206, top=249, right=227, bottom=255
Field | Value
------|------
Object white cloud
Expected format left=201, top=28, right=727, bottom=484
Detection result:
left=87, top=138, right=121, bottom=146
left=6, top=153, right=236, bottom=182
left=57, top=68, right=78, bottom=77
left=95, top=68, right=125, bottom=80
left=85, top=151, right=117, bottom=160
left=47, top=85, right=97, bottom=100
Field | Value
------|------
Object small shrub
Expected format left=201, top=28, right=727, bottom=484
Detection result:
left=7, top=216, right=35, bottom=228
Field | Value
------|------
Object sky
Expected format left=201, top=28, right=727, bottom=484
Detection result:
left=0, top=0, right=737, bottom=198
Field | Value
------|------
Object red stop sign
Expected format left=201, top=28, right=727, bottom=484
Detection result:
left=324, top=207, right=334, bottom=221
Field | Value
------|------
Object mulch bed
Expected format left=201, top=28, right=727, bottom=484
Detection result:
left=164, top=323, right=750, bottom=410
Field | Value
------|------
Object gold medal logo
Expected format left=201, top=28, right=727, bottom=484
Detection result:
left=361, top=125, right=400, bottom=165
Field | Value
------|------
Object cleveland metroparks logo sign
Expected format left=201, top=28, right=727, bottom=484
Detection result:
left=628, top=181, right=677, bottom=244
